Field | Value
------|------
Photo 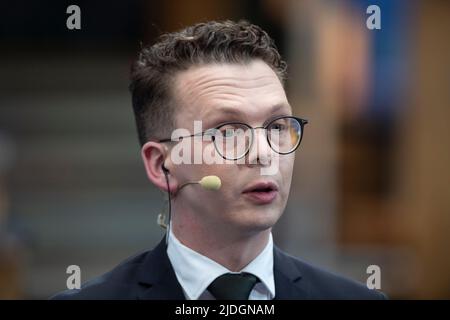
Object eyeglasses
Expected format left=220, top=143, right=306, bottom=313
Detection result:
left=159, top=115, right=308, bottom=160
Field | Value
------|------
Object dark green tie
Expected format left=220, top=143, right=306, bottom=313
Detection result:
left=207, top=272, right=260, bottom=300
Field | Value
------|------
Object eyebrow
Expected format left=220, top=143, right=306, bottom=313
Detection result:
left=218, top=103, right=288, bottom=115
left=205, top=103, right=290, bottom=123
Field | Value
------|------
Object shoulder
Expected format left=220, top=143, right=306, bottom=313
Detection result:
left=275, top=247, right=387, bottom=300
left=50, top=249, right=150, bottom=300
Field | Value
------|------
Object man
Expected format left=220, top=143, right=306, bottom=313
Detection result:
left=52, top=20, right=386, bottom=300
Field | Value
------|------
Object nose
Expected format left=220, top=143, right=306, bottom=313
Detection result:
left=246, top=128, right=272, bottom=166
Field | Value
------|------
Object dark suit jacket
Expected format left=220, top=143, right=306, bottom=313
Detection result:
left=51, top=237, right=387, bottom=300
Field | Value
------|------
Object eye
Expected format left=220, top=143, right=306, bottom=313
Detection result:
left=270, top=123, right=287, bottom=131
left=220, top=128, right=236, bottom=137
left=216, top=123, right=247, bottom=138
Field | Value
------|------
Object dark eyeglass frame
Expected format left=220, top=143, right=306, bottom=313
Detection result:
left=159, top=115, right=309, bottom=160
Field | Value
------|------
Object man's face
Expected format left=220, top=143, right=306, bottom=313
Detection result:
left=168, top=60, right=295, bottom=235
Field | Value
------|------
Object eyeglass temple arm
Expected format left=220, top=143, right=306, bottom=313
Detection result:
left=159, top=132, right=208, bottom=143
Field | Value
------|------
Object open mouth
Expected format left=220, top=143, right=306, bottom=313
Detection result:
left=242, top=182, right=278, bottom=204
left=251, top=186, right=274, bottom=192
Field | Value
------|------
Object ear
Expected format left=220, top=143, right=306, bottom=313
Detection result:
left=141, top=141, right=179, bottom=193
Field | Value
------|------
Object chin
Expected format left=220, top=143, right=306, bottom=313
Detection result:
left=234, top=208, right=281, bottom=232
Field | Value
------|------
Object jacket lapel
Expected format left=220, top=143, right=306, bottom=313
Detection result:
left=136, top=237, right=186, bottom=300
left=273, top=245, right=309, bottom=299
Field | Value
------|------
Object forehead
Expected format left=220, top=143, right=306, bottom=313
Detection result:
left=172, top=60, right=290, bottom=128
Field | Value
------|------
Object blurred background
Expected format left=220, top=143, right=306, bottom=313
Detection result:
left=1, top=0, right=449, bottom=299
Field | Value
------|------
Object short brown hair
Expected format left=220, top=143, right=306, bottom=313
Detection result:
left=129, top=20, right=287, bottom=146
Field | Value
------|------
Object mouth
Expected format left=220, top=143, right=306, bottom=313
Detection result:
left=242, top=181, right=279, bottom=205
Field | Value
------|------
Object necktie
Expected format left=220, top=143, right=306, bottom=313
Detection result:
left=207, top=272, right=260, bottom=300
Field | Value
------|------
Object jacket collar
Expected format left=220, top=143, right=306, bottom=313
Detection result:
left=136, top=237, right=308, bottom=300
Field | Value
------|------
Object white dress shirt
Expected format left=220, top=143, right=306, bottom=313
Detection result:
left=166, top=226, right=275, bottom=300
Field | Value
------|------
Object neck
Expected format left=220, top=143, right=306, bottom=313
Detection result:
left=170, top=210, right=271, bottom=272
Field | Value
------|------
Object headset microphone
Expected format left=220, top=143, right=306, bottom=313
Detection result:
left=157, top=165, right=222, bottom=243
left=178, top=175, right=222, bottom=192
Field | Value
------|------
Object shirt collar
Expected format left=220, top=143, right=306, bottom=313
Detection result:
left=166, top=226, right=275, bottom=300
